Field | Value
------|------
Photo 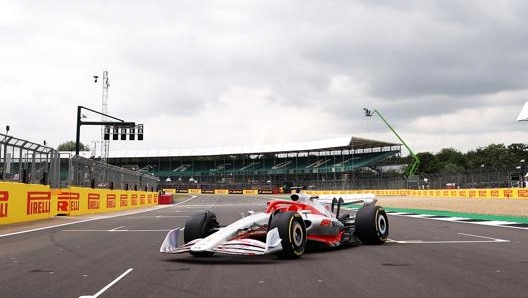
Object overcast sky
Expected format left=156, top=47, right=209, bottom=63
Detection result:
left=2, top=0, right=528, bottom=156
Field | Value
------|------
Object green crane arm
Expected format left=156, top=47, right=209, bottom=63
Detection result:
left=368, top=109, right=420, bottom=178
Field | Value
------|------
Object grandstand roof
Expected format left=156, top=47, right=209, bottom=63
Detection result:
left=100, top=136, right=400, bottom=158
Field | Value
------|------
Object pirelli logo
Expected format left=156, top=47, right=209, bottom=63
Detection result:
left=57, top=192, right=80, bottom=212
left=519, top=190, right=528, bottom=198
left=27, top=191, right=51, bottom=215
left=120, top=194, right=128, bottom=207
left=131, top=194, right=138, bottom=206
left=140, top=194, right=146, bottom=205
left=88, top=193, right=100, bottom=210
left=0, top=191, right=8, bottom=218
left=107, top=194, right=116, bottom=209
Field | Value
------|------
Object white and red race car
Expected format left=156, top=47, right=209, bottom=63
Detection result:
left=160, top=192, right=389, bottom=259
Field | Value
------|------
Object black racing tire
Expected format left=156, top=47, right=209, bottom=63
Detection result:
left=268, top=211, right=307, bottom=259
left=355, top=205, right=389, bottom=245
left=184, top=210, right=219, bottom=257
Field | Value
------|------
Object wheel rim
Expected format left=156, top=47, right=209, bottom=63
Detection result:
left=292, top=222, right=304, bottom=247
left=377, top=214, right=387, bottom=235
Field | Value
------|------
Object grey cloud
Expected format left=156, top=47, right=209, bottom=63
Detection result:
left=2, top=0, right=528, bottom=153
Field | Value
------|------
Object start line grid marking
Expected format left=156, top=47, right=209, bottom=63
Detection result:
left=78, top=268, right=133, bottom=298
left=0, top=196, right=198, bottom=238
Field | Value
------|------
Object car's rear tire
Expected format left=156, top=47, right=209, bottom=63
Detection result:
left=268, top=211, right=306, bottom=259
left=184, top=210, right=219, bottom=257
left=355, top=205, right=389, bottom=245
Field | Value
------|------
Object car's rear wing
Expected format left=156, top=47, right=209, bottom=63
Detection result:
left=316, top=193, right=377, bottom=206
left=280, top=192, right=376, bottom=218
left=313, top=194, right=376, bottom=217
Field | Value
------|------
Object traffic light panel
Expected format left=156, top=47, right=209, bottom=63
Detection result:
left=120, top=127, right=127, bottom=140
left=101, top=124, right=142, bottom=141
left=129, top=127, right=135, bottom=140
left=104, top=126, right=111, bottom=140
left=137, top=124, right=143, bottom=141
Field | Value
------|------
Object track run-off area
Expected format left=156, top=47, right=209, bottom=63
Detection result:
left=1, top=195, right=527, bottom=298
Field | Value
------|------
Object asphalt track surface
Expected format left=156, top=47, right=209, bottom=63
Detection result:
left=1, top=195, right=527, bottom=298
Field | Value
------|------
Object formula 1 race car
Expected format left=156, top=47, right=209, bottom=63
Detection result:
left=160, top=192, right=389, bottom=259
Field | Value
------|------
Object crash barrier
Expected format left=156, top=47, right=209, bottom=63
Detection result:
left=0, top=181, right=158, bottom=225
left=162, top=187, right=528, bottom=200
left=67, top=154, right=159, bottom=191
left=1, top=132, right=158, bottom=190
left=1, top=132, right=60, bottom=187
left=163, top=188, right=276, bottom=195
left=306, top=188, right=528, bottom=199
left=158, top=194, right=173, bottom=204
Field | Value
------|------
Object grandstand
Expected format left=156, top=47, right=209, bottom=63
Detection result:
left=95, top=136, right=402, bottom=191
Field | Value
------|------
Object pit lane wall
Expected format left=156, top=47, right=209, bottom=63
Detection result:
left=0, top=181, right=158, bottom=225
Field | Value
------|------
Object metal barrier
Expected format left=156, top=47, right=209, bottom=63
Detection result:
left=1, top=133, right=158, bottom=190
left=66, top=154, right=159, bottom=191
left=1, top=133, right=60, bottom=187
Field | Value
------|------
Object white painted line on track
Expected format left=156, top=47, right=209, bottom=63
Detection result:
left=458, top=233, right=509, bottom=242
left=388, top=233, right=510, bottom=244
left=0, top=196, right=198, bottom=238
left=403, top=214, right=441, bottom=218
left=155, top=215, right=190, bottom=218
left=0, top=207, right=170, bottom=238
left=434, top=217, right=474, bottom=222
left=79, top=268, right=133, bottom=298
left=389, top=240, right=508, bottom=244
left=185, top=204, right=264, bottom=208
left=387, top=212, right=470, bottom=221
left=63, top=229, right=169, bottom=232
left=468, top=220, right=516, bottom=226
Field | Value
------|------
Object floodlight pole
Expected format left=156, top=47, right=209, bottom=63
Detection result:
left=364, top=108, right=420, bottom=178
left=75, top=106, right=135, bottom=156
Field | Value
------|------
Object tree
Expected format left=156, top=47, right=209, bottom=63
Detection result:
left=430, top=148, right=466, bottom=174
left=473, top=144, right=511, bottom=169
left=379, top=142, right=528, bottom=177
left=440, top=162, right=465, bottom=175
left=57, top=141, right=89, bottom=152
left=508, top=143, right=528, bottom=164
left=415, top=152, right=439, bottom=174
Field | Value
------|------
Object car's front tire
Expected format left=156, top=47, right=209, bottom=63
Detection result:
left=268, top=211, right=307, bottom=259
left=184, top=210, right=219, bottom=257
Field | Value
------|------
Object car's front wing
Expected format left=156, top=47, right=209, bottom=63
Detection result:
left=160, top=226, right=283, bottom=256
